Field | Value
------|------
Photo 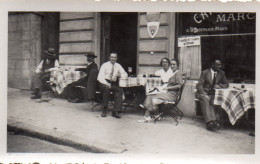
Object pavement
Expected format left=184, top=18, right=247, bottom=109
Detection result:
left=7, top=88, right=255, bottom=154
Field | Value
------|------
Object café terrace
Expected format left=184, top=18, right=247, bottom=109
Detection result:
left=8, top=12, right=255, bottom=118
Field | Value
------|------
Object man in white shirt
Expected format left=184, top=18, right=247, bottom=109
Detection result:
left=97, top=52, right=128, bottom=118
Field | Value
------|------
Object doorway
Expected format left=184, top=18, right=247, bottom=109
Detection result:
left=100, top=12, right=138, bottom=74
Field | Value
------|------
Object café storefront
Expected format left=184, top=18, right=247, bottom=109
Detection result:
left=8, top=12, right=255, bottom=117
left=175, top=12, right=255, bottom=81
left=175, top=12, right=255, bottom=116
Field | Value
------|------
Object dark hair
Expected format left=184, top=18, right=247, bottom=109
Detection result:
left=160, top=57, right=171, bottom=66
left=211, top=59, right=221, bottom=65
left=110, top=52, right=118, bottom=57
left=170, top=59, right=179, bottom=66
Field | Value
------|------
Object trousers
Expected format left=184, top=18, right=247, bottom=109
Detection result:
left=196, top=94, right=220, bottom=123
left=99, top=82, right=123, bottom=112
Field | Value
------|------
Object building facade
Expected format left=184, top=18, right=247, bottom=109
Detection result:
left=8, top=12, right=256, bottom=117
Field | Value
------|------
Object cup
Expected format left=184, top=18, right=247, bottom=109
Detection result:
left=241, top=81, right=245, bottom=89
left=128, top=67, right=133, bottom=73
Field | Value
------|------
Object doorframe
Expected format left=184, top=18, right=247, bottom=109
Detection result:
left=100, top=12, right=138, bottom=72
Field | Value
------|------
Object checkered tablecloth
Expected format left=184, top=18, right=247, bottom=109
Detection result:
left=50, top=69, right=86, bottom=94
left=119, top=77, right=162, bottom=94
left=213, top=88, right=255, bottom=125
left=145, top=77, right=162, bottom=93
left=119, top=77, right=146, bottom=87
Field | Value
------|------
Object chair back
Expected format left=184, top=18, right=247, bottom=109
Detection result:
left=192, top=80, right=199, bottom=94
left=86, top=68, right=99, bottom=100
left=175, top=78, right=187, bottom=105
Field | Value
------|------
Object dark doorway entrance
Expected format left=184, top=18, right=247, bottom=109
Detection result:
left=100, top=12, right=138, bottom=75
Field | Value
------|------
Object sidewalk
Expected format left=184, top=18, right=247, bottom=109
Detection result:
left=7, top=88, right=255, bottom=154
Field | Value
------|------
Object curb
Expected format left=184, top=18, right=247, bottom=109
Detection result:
left=7, top=122, right=127, bottom=154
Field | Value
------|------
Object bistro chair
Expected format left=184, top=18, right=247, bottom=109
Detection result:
left=192, top=81, right=204, bottom=120
left=154, top=78, right=187, bottom=125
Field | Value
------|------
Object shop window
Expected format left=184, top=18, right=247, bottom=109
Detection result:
left=178, top=45, right=201, bottom=80
left=201, top=35, right=255, bottom=82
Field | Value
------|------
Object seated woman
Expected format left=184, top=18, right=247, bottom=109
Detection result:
left=31, top=48, right=59, bottom=99
left=138, top=59, right=183, bottom=123
left=155, top=57, right=174, bottom=84
left=138, top=57, right=173, bottom=107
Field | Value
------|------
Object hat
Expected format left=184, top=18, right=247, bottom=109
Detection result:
left=45, top=48, right=56, bottom=58
left=84, top=52, right=97, bottom=58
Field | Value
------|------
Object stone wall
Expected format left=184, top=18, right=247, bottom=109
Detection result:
left=8, top=13, right=41, bottom=90
left=137, top=12, right=176, bottom=74
left=59, top=12, right=100, bottom=69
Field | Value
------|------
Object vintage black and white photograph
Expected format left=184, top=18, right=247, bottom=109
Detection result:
left=7, top=11, right=255, bottom=155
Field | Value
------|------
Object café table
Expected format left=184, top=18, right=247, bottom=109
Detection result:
left=213, top=86, right=255, bottom=125
left=119, top=76, right=162, bottom=109
left=119, top=76, right=146, bottom=87
left=119, top=76, right=162, bottom=94
left=50, top=69, right=86, bottom=94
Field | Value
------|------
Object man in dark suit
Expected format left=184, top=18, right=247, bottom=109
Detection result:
left=196, top=59, right=229, bottom=131
left=66, top=52, right=98, bottom=103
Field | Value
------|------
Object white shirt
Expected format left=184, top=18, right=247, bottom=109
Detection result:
left=35, top=59, right=59, bottom=74
left=155, top=68, right=174, bottom=83
left=97, top=61, right=128, bottom=85
left=210, top=69, right=217, bottom=80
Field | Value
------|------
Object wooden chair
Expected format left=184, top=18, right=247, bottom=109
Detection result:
left=154, top=78, right=187, bottom=125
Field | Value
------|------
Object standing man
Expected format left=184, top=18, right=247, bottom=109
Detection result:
left=66, top=52, right=98, bottom=103
left=196, top=59, right=229, bottom=131
left=97, top=52, right=128, bottom=118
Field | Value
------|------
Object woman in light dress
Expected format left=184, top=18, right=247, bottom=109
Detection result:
left=138, top=59, right=183, bottom=123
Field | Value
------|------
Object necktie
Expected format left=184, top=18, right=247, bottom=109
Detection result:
left=111, top=64, right=115, bottom=80
left=212, top=72, right=217, bottom=87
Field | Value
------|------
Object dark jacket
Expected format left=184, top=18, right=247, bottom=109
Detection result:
left=196, top=68, right=229, bottom=96
left=75, top=62, right=98, bottom=84
left=74, top=62, right=99, bottom=100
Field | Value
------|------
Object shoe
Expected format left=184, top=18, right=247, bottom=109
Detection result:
left=71, top=98, right=83, bottom=103
left=112, top=111, right=121, bottom=119
left=139, top=104, right=145, bottom=109
left=206, top=121, right=218, bottom=131
left=249, top=131, right=255, bottom=137
left=31, top=95, right=41, bottom=99
left=137, top=116, right=153, bottom=123
left=214, top=121, right=221, bottom=130
left=101, top=108, right=107, bottom=117
left=154, top=112, right=163, bottom=121
left=31, top=88, right=41, bottom=99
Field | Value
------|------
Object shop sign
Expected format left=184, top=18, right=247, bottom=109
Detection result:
left=193, top=12, right=255, bottom=24
left=178, top=13, right=255, bottom=35
left=178, top=36, right=200, bottom=47
left=146, top=12, right=161, bottom=38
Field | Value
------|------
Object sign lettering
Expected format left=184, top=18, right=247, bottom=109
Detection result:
left=178, top=36, right=200, bottom=47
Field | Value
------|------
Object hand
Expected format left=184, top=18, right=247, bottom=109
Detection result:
left=202, top=94, right=211, bottom=101
left=105, top=83, right=111, bottom=89
left=111, top=76, right=117, bottom=82
left=214, top=84, right=221, bottom=89
left=44, top=69, right=51, bottom=73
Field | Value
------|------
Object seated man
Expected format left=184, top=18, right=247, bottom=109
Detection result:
left=66, top=52, right=98, bottom=103
left=97, top=52, right=128, bottom=119
left=31, top=48, right=59, bottom=99
left=196, top=59, right=229, bottom=131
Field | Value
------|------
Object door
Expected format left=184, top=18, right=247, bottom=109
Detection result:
left=100, top=12, right=138, bottom=75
